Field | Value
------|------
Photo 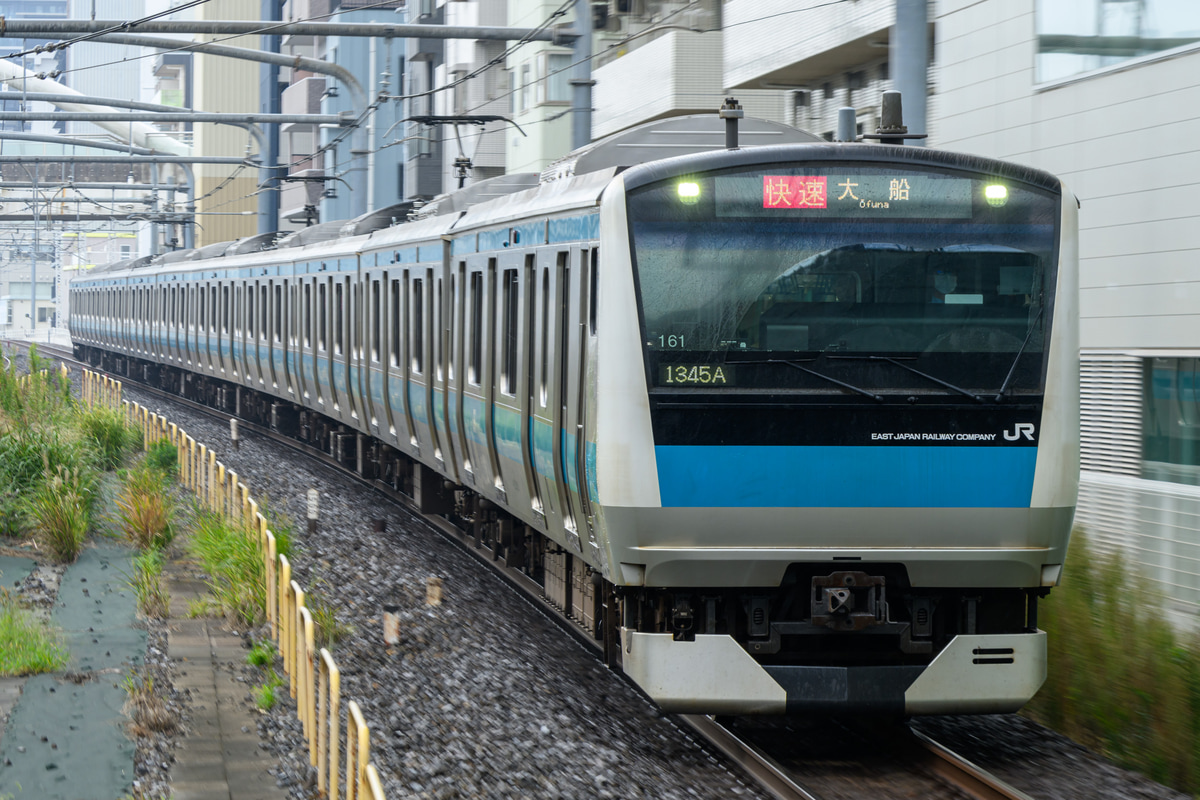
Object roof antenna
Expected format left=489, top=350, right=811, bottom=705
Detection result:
left=861, top=91, right=927, bottom=144
left=719, top=97, right=743, bottom=150
left=834, top=107, right=857, bottom=142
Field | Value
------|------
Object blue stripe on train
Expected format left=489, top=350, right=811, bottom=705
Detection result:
left=654, top=445, right=1038, bottom=508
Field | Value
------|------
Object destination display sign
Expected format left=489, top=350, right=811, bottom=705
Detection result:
left=714, top=173, right=975, bottom=219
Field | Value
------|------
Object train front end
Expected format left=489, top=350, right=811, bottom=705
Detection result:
left=591, top=144, right=1078, bottom=715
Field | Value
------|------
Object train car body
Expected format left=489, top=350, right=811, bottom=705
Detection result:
left=70, top=113, right=1078, bottom=716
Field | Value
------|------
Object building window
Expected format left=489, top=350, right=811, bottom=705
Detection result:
left=519, top=62, right=531, bottom=112
left=1036, top=0, right=1200, bottom=83
left=1144, top=357, right=1200, bottom=485
left=545, top=53, right=571, bottom=103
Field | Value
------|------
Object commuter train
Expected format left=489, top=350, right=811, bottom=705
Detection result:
left=69, top=109, right=1078, bottom=715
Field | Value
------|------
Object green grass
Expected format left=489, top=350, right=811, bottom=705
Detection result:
left=77, top=405, right=138, bottom=471
left=252, top=674, right=283, bottom=710
left=128, top=549, right=169, bottom=619
left=187, top=511, right=266, bottom=627
left=1026, top=532, right=1200, bottom=792
left=25, top=466, right=93, bottom=563
left=256, top=494, right=293, bottom=559
left=144, top=439, right=178, bottom=476
left=115, top=465, right=175, bottom=550
left=0, top=591, right=68, bottom=676
left=246, top=638, right=277, bottom=668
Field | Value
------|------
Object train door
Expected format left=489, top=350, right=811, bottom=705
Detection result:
left=530, top=252, right=557, bottom=527
left=447, top=260, right=470, bottom=486
left=346, top=273, right=361, bottom=425
left=238, top=281, right=250, bottom=383
left=285, top=280, right=298, bottom=398
left=399, top=269, right=419, bottom=454
left=364, top=273, right=383, bottom=436
left=431, top=266, right=456, bottom=479
left=406, top=269, right=429, bottom=456
left=563, top=247, right=597, bottom=551
left=333, top=274, right=349, bottom=419
left=297, top=276, right=312, bottom=404
left=257, top=282, right=268, bottom=387
left=381, top=271, right=403, bottom=447
left=491, top=253, right=536, bottom=511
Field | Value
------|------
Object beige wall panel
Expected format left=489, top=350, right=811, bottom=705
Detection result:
left=1083, top=252, right=1200, bottom=291
left=724, top=0, right=892, bottom=89
left=1082, top=314, right=1200, bottom=351
left=1080, top=217, right=1200, bottom=262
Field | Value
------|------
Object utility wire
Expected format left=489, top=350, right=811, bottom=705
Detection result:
left=2, top=0, right=214, bottom=61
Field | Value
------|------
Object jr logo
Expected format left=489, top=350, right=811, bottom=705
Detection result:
left=1003, top=423, right=1037, bottom=441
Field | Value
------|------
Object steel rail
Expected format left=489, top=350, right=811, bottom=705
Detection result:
left=908, top=728, right=1035, bottom=800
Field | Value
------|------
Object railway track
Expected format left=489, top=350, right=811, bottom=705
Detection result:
left=25, top=340, right=1033, bottom=800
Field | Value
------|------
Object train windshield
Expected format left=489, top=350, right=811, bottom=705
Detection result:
left=626, top=163, right=1060, bottom=396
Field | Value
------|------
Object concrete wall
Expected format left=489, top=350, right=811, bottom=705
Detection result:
left=934, top=0, right=1200, bottom=352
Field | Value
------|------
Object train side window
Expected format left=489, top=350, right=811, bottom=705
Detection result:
left=246, top=283, right=255, bottom=336
left=223, top=286, right=231, bottom=334
left=589, top=248, right=599, bottom=335
left=390, top=279, right=401, bottom=367
left=435, top=275, right=443, bottom=380
left=260, top=285, right=268, bottom=341
left=540, top=265, right=549, bottom=405
left=412, top=277, right=424, bottom=373
left=371, top=280, right=381, bottom=362
left=469, top=271, right=483, bottom=385
left=319, top=282, right=328, bottom=352
left=304, top=284, right=312, bottom=348
left=210, top=286, right=218, bottom=333
left=199, top=286, right=206, bottom=329
left=501, top=268, right=518, bottom=396
left=274, top=284, right=283, bottom=343
left=335, top=280, right=344, bottom=356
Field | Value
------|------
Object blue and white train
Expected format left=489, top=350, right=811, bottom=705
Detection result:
left=70, top=110, right=1078, bottom=715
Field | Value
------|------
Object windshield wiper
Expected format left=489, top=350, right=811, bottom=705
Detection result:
left=993, top=306, right=1045, bottom=402
left=739, top=358, right=883, bottom=402
left=829, top=355, right=983, bottom=402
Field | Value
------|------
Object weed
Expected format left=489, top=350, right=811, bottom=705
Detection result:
left=246, top=639, right=277, bottom=668
left=128, top=549, right=169, bottom=619
left=77, top=405, right=138, bottom=470
left=115, top=465, right=175, bottom=550
left=252, top=670, right=284, bottom=711
left=307, top=585, right=351, bottom=650
left=144, top=439, right=178, bottom=475
left=0, top=589, right=68, bottom=675
left=257, top=494, right=293, bottom=558
left=122, top=672, right=176, bottom=735
left=1027, top=532, right=1200, bottom=792
left=187, top=596, right=221, bottom=618
left=187, top=511, right=266, bottom=627
left=26, top=466, right=92, bottom=563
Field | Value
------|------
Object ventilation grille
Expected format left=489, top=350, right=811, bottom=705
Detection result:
left=1080, top=353, right=1142, bottom=475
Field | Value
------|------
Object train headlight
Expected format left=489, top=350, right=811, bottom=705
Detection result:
left=677, top=181, right=701, bottom=204
left=984, top=183, right=1008, bottom=207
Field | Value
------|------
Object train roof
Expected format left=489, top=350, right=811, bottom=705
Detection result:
left=74, top=113, right=825, bottom=276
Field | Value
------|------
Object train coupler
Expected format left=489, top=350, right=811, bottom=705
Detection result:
left=811, top=571, right=887, bottom=632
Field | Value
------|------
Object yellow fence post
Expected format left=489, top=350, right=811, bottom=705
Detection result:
left=346, top=702, right=370, bottom=800
left=265, top=532, right=278, bottom=637
left=208, top=451, right=217, bottom=510
left=365, top=766, right=385, bottom=800
left=299, top=607, right=315, bottom=752
left=289, top=580, right=305, bottom=698
left=318, top=649, right=341, bottom=800
left=277, top=555, right=291, bottom=651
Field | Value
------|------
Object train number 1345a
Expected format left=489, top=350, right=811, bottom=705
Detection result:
left=659, top=364, right=734, bottom=386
